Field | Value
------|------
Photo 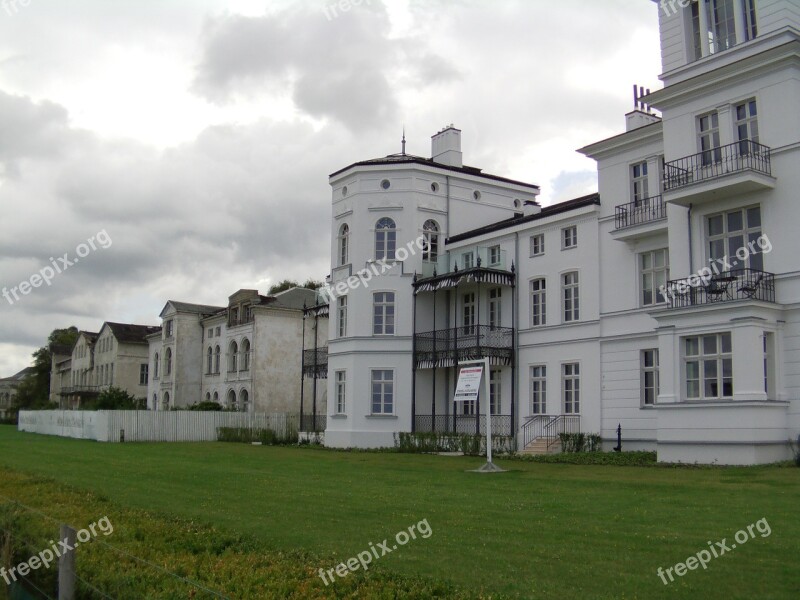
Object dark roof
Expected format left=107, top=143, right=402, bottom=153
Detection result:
left=166, top=301, right=226, bottom=316
left=49, top=343, right=73, bottom=356
left=80, top=331, right=99, bottom=343
left=105, top=322, right=161, bottom=344
left=1, top=367, right=36, bottom=382
left=269, top=287, right=317, bottom=311
left=447, top=193, right=601, bottom=244
left=330, top=153, right=540, bottom=190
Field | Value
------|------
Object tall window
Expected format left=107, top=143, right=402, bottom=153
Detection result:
left=338, top=223, right=350, bottom=266
left=735, top=99, right=758, bottom=155
left=165, top=320, right=174, bottom=338
left=337, top=296, right=348, bottom=338
left=228, top=341, right=238, bottom=372
left=631, top=161, right=649, bottom=203
left=227, top=390, right=237, bottom=411
left=530, top=278, right=546, bottom=327
left=153, top=353, right=160, bottom=379
left=240, top=389, right=249, bottom=412
left=422, top=220, right=440, bottom=262
left=335, top=371, right=347, bottom=414
left=375, top=218, right=396, bottom=261
left=371, top=370, right=394, bottom=415
left=562, top=363, right=580, bottom=414
left=139, top=364, right=148, bottom=386
left=490, top=369, right=501, bottom=415
left=698, top=111, right=721, bottom=165
left=489, top=288, right=501, bottom=329
left=488, top=245, right=501, bottom=266
left=462, top=251, right=474, bottom=269
left=641, top=350, right=659, bottom=406
left=640, top=249, right=670, bottom=306
left=562, top=272, right=580, bottom=323
left=373, top=292, right=395, bottom=335
left=207, top=347, right=213, bottom=374
left=241, top=339, right=251, bottom=371
left=214, top=345, right=221, bottom=374
left=743, top=0, right=757, bottom=40
left=707, top=206, right=762, bottom=272
left=162, top=392, right=170, bottom=410
left=462, top=292, right=476, bottom=335
left=530, top=366, right=546, bottom=415
left=562, top=226, right=577, bottom=249
left=763, top=332, right=774, bottom=396
left=165, top=348, right=172, bottom=376
left=530, top=234, right=545, bottom=257
left=684, top=333, right=733, bottom=400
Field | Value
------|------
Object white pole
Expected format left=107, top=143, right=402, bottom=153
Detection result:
left=483, top=357, right=492, bottom=465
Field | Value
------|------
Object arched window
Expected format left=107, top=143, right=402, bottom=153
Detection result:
left=214, top=346, right=221, bottom=374
left=162, top=392, right=170, bottom=410
left=152, top=394, right=157, bottom=410
left=213, top=391, right=219, bottom=403
left=205, top=392, right=211, bottom=402
left=241, top=339, right=251, bottom=371
left=153, top=353, right=159, bottom=379
left=375, top=218, right=396, bottom=261
left=423, top=220, right=440, bottom=262
left=227, top=390, right=237, bottom=411
left=165, top=348, right=172, bottom=376
left=229, top=341, right=238, bottom=372
left=207, top=347, right=213, bottom=374
left=338, top=223, right=350, bottom=266
left=240, top=389, right=249, bottom=413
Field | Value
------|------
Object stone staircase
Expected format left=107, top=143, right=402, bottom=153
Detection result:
left=520, top=436, right=561, bottom=455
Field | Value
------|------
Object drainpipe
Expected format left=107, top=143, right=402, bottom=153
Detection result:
left=513, top=231, right=519, bottom=441
left=687, top=203, right=694, bottom=274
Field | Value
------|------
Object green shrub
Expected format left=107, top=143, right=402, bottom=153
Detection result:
left=217, top=427, right=298, bottom=445
left=510, top=451, right=658, bottom=466
left=394, top=432, right=514, bottom=456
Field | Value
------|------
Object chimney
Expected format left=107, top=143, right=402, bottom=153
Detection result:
left=627, top=84, right=661, bottom=131
left=431, top=125, right=462, bottom=168
left=523, top=200, right=542, bottom=217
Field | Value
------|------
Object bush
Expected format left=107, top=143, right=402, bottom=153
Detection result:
left=511, top=451, right=658, bottom=466
left=217, top=427, right=298, bottom=445
left=394, top=432, right=514, bottom=456
left=189, top=401, right=223, bottom=411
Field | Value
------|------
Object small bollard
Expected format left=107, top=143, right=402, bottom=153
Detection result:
left=120, top=429, right=125, bottom=443
left=613, top=423, right=622, bottom=452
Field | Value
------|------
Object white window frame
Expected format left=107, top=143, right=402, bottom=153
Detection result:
left=530, top=278, right=546, bottom=327
left=562, top=363, right=580, bottom=414
left=641, top=349, right=659, bottom=407
left=488, top=245, right=501, bottom=266
left=562, top=271, right=580, bottom=323
left=706, top=205, right=763, bottom=272
left=698, top=111, right=721, bottom=165
left=375, top=218, right=397, bottom=261
left=530, top=234, right=545, bottom=257
left=631, top=161, right=649, bottom=204
left=372, top=292, right=396, bottom=336
left=562, top=226, right=577, bottom=250
left=335, top=370, right=347, bottom=415
left=683, top=332, right=733, bottom=400
left=640, top=249, right=670, bottom=307
left=530, top=365, right=546, bottom=415
left=462, top=292, right=476, bottom=335
left=489, top=288, right=502, bottom=329
left=337, top=296, right=348, bottom=338
left=370, top=369, right=394, bottom=415
left=338, top=223, right=350, bottom=266
left=489, top=369, right=501, bottom=415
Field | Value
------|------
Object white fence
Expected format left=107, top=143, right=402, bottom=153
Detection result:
left=18, top=410, right=302, bottom=443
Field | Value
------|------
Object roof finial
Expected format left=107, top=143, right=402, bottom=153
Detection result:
left=401, top=126, right=406, bottom=155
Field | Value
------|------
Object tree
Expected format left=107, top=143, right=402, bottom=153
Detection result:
left=13, top=327, right=79, bottom=410
left=268, top=279, right=324, bottom=295
left=86, top=387, right=144, bottom=410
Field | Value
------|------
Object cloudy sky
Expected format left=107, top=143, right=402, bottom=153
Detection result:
left=0, top=0, right=662, bottom=375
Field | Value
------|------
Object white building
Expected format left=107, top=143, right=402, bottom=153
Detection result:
left=316, top=0, right=800, bottom=464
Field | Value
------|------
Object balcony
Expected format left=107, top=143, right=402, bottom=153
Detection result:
left=612, top=195, right=667, bottom=241
left=303, top=347, right=328, bottom=378
left=416, top=246, right=515, bottom=292
left=665, top=269, right=775, bottom=309
left=414, top=325, right=513, bottom=369
left=414, top=414, right=513, bottom=436
left=663, top=140, right=775, bottom=206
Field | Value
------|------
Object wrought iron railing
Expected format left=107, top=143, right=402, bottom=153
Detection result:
left=414, top=414, right=513, bottom=436
left=614, top=195, right=666, bottom=230
left=663, top=140, right=771, bottom=191
left=299, top=413, right=327, bottom=432
left=665, top=269, right=775, bottom=308
left=522, top=414, right=581, bottom=452
left=303, top=347, right=328, bottom=378
left=414, top=326, right=513, bottom=368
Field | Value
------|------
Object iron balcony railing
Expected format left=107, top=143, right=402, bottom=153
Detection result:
left=302, top=347, right=328, bottom=378
left=299, top=413, right=327, bottom=433
left=414, top=326, right=513, bottom=368
left=665, top=269, right=775, bottom=308
left=522, top=414, right=581, bottom=452
left=663, top=140, right=771, bottom=191
left=414, top=414, right=513, bottom=437
left=614, top=195, right=666, bottom=230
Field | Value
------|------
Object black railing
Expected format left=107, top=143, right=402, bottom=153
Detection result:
left=299, top=413, right=327, bottom=432
left=414, top=326, right=513, bottom=368
left=522, top=414, right=581, bottom=452
left=302, top=347, right=328, bottom=378
left=614, top=195, right=666, bottom=230
left=414, top=414, right=513, bottom=436
left=665, top=268, right=775, bottom=308
left=663, top=140, right=771, bottom=191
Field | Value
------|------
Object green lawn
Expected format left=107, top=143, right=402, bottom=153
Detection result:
left=0, top=426, right=798, bottom=598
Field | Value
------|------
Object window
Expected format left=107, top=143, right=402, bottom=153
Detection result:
left=422, top=220, right=440, bottom=262
left=489, top=288, right=502, bottom=329
left=641, top=350, right=659, bottom=406
left=215, top=326, right=221, bottom=337
left=488, top=245, right=501, bottom=266
left=530, top=366, right=546, bottom=415
left=563, top=363, right=580, bottom=414
left=227, top=390, right=237, bottom=411
left=530, top=278, right=546, bottom=327
left=640, top=249, right=670, bottom=306
left=335, top=371, right=347, bottom=414
left=632, top=161, right=649, bottom=203
left=373, top=292, right=395, bottom=335
left=462, top=397, right=476, bottom=415
left=338, top=223, right=350, bottom=266
left=229, top=341, right=238, bottom=372
left=162, top=392, right=170, bottom=410
left=743, top=0, right=757, bottom=40
left=153, top=394, right=157, bottom=410
left=462, top=292, right=475, bottom=335
left=562, top=226, right=577, bottom=249
left=139, top=364, right=148, bottom=386
left=375, top=218, right=396, bottom=261
left=153, top=353, right=159, bottom=379
left=381, top=179, right=391, bottom=190
left=371, top=370, right=394, bottom=415
left=692, top=0, right=738, bottom=58
left=241, top=339, right=251, bottom=371
left=684, top=333, right=733, bottom=400
left=208, top=328, right=214, bottom=339
left=490, top=369, right=501, bottom=415
left=214, top=345, right=221, bottom=374
left=229, top=307, right=239, bottom=327
left=213, top=391, right=219, bottom=403
left=709, top=0, right=737, bottom=53
left=241, top=389, right=249, bottom=413
left=562, top=272, right=580, bottom=322
left=530, top=234, right=544, bottom=257
left=735, top=99, right=758, bottom=155
left=763, top=332, right=774, bottom=396
left=462, top=251, right=474, bottom=269
left=165, top=320, right=174, bottom=338
left=207, top=347, right=213, bottom=374
left=165, top=348, right=172, bottom=376
left=337, top=296, right=348, bottom=338
left=707, top=206, right=763, bottom=272
left=698, top=111, right=721, bottom=166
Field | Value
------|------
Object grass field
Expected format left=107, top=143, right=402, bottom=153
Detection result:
left=0, top=426, right=798, bottom=598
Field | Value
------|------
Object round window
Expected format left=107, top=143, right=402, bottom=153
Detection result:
left=381, top=179, right=391, bottom=190
left=473, top=190, right=482, bottom=201
left=431, top=182, right=440, bottom=193
left=342, top=186, right=348, bottom=197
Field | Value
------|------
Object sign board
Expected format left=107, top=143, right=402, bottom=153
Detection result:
left=454, top=365, right=484, bottom=404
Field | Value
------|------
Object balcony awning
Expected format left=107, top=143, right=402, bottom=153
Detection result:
left=303, top=304, right=329, bottom=318
left=414, top=267, right=515, bottom=294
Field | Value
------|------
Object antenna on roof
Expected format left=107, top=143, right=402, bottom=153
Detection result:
left=401, top=126, right=406, bottom=155
left=633, top=84, right=652, bottom=113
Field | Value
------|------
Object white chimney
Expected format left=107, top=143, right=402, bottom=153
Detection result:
left=523, top=200, right=541, bottom=217
left=625, top=110, right=661, bottom=132
left=431, top=125, right=463, bottom=168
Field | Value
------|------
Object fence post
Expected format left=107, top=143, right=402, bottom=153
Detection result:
left=58, top=525, right=76, bottom=600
